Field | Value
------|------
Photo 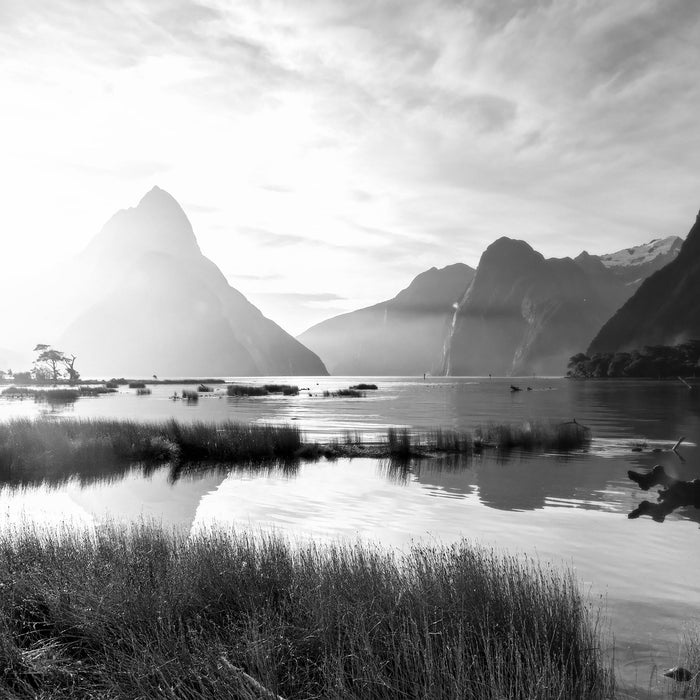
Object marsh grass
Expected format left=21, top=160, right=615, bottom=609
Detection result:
left=0, top=418, right=302, bottom=484
left=1, top=387, right=80, bottom=404
left=181, top=389, right=199, bottom=402
left=227, top=384, right=269, bottom=396
left=0, top=418, right=590, bottom=484
left=0, top=522, right=612, bottom=699
left=350, top=383, right=378, bottom=390
left=263, top=384, right=299, bottom=395
left=323, top=388, right=364, bottom=398
left=227, top=384, right=299, bottom=397
left=78, top=386, right=118, bottom=396
left=136, top=387, right=152, bottom=396
left=382, top=421, right=590, bottom=459
left=475, top=420, right=591, bottom=451
left=128, top=382, right=146, bottom=389
left=674, top=627, right=700, bottom=696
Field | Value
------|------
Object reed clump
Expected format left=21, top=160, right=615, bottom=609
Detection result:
left=128, top=381, right=146, bottom=389
left=227, top=384, right=269, bottom=396
left=1, top=386, right=80, bottom=403
left=78, top=385, right=118, bottom=396
left=323, top=388, right=364, bottom=398
left=227, top=384, right=299, bottom=397
left=0, top=418, right=303, bottom=481
left=263, top=384, right=299, bottom=395
left=0, top=522, right=612, bottom=699
left=350, top=383, right=378, bottom=390
left=136, top=387, right=152, bottom=396
left=181, top=389, right=199, bottom=402
left=475, top=419, right=591, bottom=451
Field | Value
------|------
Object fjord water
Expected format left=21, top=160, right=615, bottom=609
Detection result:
left=1, top=376, right=699, bottom=694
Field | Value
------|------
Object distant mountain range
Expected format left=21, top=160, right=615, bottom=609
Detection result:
left=1, top=185, right=691, bottom=379
left=56, top=187, right=328, bottom=377
left=298, top=263, right=475, bottom=375
left=588, top=212, right=700, bottom=355
left=300, top=234, right=682, bottom=377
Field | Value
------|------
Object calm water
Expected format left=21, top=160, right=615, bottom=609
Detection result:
left=1, top=376, right=700, bottom=696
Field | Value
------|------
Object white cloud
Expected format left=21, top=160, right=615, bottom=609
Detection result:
left=1, top=0, right=699, bottom=334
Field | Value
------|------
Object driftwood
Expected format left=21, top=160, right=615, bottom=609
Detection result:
left=673, top=435, right=686, bottom=452
left=628, top=465, right=700, bottom=522
left=218, top=656, right=287, bottom=700
left=678, top=376, right=692, bottom=389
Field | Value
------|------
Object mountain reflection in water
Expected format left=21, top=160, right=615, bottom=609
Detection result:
left=1, top=376, right=699, bottom=695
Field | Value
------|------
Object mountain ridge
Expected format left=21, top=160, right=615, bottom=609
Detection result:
left=588, top=211, right=700, bottom=354
left=298, top=263, right=475, bottom=375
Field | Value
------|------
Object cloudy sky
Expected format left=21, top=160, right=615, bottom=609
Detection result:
left=2, top=0, right=699, bottom=334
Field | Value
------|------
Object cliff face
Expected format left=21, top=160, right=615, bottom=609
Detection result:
left=297, top=263, right=475, bottom=375
left=588, top=211, right=700, bottom=355
left=442, top=238, right=635, bottom=376
left=58, top=187, right=328, bottom=377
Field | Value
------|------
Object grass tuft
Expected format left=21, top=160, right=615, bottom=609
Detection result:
left=323, top=388, right=364, bottom=398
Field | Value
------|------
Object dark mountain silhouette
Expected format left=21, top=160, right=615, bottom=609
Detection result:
left=58, top=187, right=328, bottom=377
left=298, top=264, right=475, bottom=375
left=442, top=236, right=673, bottom=377
left=588, top=211, right=700, bottom=355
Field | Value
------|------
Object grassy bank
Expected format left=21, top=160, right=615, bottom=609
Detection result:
left=0, top=522, right=612, bottom=699
left=0, top=418, right=302, bottom=484
left=0, top=418, right=591, bottom=485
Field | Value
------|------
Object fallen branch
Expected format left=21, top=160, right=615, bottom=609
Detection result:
left=219, top=656, right=287, bottom=700
left=673, top=436, right=686, bottom=452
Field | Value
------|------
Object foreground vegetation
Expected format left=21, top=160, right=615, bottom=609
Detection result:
left=0, top=522, right=612, bottom=699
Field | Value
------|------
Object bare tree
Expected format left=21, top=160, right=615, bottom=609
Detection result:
left=32, top=345, right=80, bottom=384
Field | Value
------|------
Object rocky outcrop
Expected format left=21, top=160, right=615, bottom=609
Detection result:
left=298, top=264, right=475, bottom=375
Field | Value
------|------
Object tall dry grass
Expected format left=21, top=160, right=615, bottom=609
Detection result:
left=0, top=522, right=612, bottom=699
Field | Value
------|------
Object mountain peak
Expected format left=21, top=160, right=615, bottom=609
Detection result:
left=138, top=185, right=180, bottom=208
left=85, top=187, right=201, bottom=262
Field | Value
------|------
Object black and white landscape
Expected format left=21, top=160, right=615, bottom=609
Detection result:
left=1, top=2, right=700, bottom=699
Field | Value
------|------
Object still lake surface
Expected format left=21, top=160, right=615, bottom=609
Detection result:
left=1, top=376, right=699, bottom=695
